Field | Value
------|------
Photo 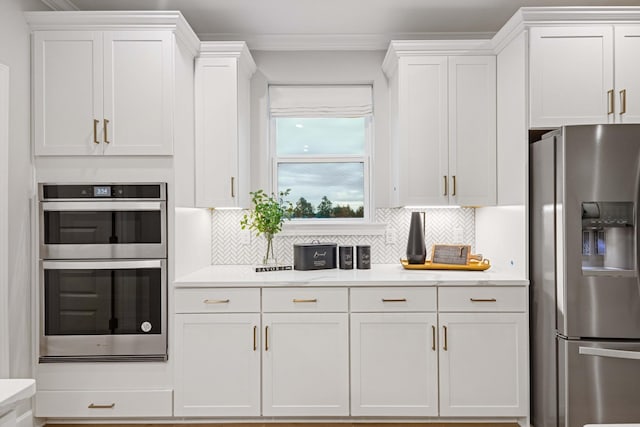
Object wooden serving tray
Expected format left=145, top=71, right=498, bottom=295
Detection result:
left=400, top=258, right=491, bottom=271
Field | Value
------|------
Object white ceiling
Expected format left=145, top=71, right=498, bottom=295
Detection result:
left=45, top=0, right=640, bottom=48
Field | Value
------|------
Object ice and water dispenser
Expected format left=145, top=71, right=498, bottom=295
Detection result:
left=582, top=201, right=635, bottom=273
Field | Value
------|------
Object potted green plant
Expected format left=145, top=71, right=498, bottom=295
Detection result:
left=240, top=189, right=294, bottom=265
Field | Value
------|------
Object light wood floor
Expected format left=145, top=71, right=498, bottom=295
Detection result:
left=46, top=423, right=521, bottom=427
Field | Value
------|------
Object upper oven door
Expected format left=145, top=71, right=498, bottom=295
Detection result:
left=40, top=200, right=166, bottom=259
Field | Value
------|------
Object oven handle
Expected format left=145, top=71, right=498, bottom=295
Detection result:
left=42, top=260, right=164, bottom=270
left=579, top=346, right=640, bottom=361
left=41, top=201, right=163, bottom=211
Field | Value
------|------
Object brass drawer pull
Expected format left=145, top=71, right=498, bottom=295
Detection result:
left=452, top=175, right=457, bottom=196
left=382, top=298, right=407, bottom=302
left=231, top=176, right=235, bottom=197
left=203, top=299, right=230, bottom=304
left=608, top=89, right=615, bottom=114
left=431, top=325, right=436, bottom=351
left=265, top=326, right=269, bottom=351
left=93, top=119, right=100, bottom=144
left=470, top=298, right=497, bottom=302
left=620, top=89, right=627, bottom=115
left=253, top=325, right=257, bottom=351
left=88, top=403, right=115, bottom=409
left=103, top=118, right=110, bottom=144
left=443, top=175, right=448, bottom=196
left=293, top=298, right=317, bottom=303
left=443, top=325, right=448, bottom=351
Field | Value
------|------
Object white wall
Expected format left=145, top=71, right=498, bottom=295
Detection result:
left=249, top=50, right=391, bottom=207
left=0, top=62, right=9, bottom=379
left=0, top=0, right=49, bottom=379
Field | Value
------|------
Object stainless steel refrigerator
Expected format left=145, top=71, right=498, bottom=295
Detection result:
left=531, top=124, right=640, bottom=427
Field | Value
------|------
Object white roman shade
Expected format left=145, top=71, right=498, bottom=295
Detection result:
left=269, top=85, right=373, bottom=117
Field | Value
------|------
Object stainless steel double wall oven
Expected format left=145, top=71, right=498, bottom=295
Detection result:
left=39, top=183, right=167, bottom=362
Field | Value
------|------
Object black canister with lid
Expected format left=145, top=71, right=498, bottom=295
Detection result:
left=356, top=245, right=371, bottom=269
left=339, top=246, right=354, bottom=269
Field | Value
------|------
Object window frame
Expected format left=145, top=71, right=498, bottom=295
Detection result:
left=269, top=115, right=374, bottom=226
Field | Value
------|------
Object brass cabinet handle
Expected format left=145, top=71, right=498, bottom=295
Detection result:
left=231, top=177, right=235, bottom=198
left=443, top=325, right=448, bottom=351
left=431, top=325, right=436, bottom=351
left=103, top=119, right=110, bottom=144
left=253, top=325, right=257, bottom=351
left=381, top=298, right=407, bottom=302
left=443, top=175, right=448, bottom=196
left=470, top=298, right=497, bottom=302
left=265, top=325, right=269, bottom=351
left=452, top=175, right=457, bottom=196
left=293, top=298, right=317, bottom=303
left=93, top=119, right=100, bottom=144
left=203, top=299, right=230, bottom=304
left=620, top=89, right=627, bottom=115
left=88, top=403, right=115, bottom=409
left=608, top=89, right=615, bottom=114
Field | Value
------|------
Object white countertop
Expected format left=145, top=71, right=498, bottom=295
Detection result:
left=0, top=379, right=35, bottom=415
left=175, top=263, right=528, bottom=287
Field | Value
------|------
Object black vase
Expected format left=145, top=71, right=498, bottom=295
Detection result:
left=406, top=212, right=426, bottom=264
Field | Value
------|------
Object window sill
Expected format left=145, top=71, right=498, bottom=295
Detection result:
left=280, top=221, right=386, bottom=236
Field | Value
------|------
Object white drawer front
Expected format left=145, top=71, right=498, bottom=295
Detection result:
left=438, top=287, right=527, bottom=312
left=175, top=288, right=260, bottom=313
left=262, top=288, right=348, bottom=312
left=351, top=287, right=437, bottom=312
left=35, top=390, right=172, bottom=418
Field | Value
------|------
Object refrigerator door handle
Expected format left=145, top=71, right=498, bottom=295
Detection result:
left=579, top=346, right=640, bottom=361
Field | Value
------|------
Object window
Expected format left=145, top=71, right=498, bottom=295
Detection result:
left=269, top=85, right=373, bottom=222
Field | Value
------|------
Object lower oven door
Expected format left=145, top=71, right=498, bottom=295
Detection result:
left=40, top=259, right=167, bottom=362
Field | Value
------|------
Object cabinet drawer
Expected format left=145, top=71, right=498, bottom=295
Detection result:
left=35, top=389, right=172, bottom=418
left=262, top=288, right=348, bottom=312
left=438, top=286, right=527, bottom=312
left=351, top=287, right=436, bottom=312
left=175, top=288, right=260, bottom=313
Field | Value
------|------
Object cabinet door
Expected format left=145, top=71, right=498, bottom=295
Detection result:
left=448, top=56, right=496, bottom=206
left=102, top=31, right=173, bottom=155
left=530, top=26, right=614, bottom=128
left=350, top=313, right=438, bottom=416
left=33, top=31, right=104, bottom=156
left=262, top=313, right=349, bottom=416
left=615, top=25, right=640, bottom=123
left=439, top=312, right=527, bottom=416
left=195, top=57, right=241, bottom=208
left=397, top=56, right=448, bottom=206
left=174, top=313, right=260, bottom=416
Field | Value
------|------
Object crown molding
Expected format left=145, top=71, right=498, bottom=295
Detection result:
left=199, top=41, right=257, bottom=77
left=24, top=10, right=200, bottom=57
left=198, top=32, right=494, bottom=52
left=382, top=39, right=494, bottom=77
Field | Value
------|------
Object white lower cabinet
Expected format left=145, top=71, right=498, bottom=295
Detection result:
left=438, top=287, right=528, bottom=417
left=174, top=313, right=261, bottom=416
left=173, top=288, right=261, bottom=416
left=262, top=312, right=350, bottom=416
left=350, top=313, right=439, bottom=416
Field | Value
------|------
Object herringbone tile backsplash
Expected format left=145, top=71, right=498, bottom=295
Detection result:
left=210, top=208, right=475, bottom=265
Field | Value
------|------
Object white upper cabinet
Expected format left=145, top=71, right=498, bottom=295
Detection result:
left=33, top=31, right=173, bottom=155
left=384, top=42, right=496, bottom=207
left=195, top=42, right=255, bottom=208
left=614, top=25, right=640, bottom=123
left=448, top=56, right=497, bottom=206
left=529, top=26, right=614, bottom=128
left=529, top=24, right=640, bottom=127
left=27, top=12, right=198, bottom=156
